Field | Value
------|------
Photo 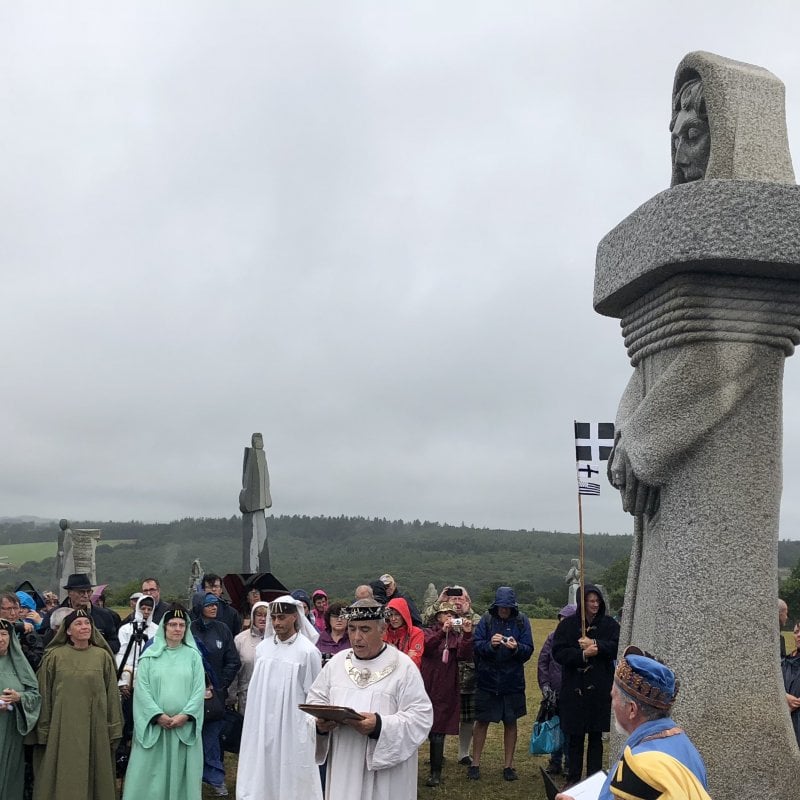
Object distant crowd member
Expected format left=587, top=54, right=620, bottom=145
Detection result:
left=0, top=617, right=41, bottom=800
left=379, top=574, right=423, bottom=627
left=0, top=591, right=44, bottom=670
left=16, top=591, right=44, bottom=631
left=229, top=601, right=269, bottom=714
left=553, top=584, right=619, bottom=788
left=420, top=601, right=474, bottom=786
left=537, top=604, right=576, bottom=776
left=32, top=609, right=123, bottom=800
left=42, top=591, right=59, bottom=612
left=469, top=586, right=534, bottom=782
left=434, top=584, right=481, bottom=765
left=779, top=598, right=789, bottom=658
left=557, top=646, right=710, bottom=800
left=190, top=593, right=240, bottom=795
left=316, top=601, right=350, bottom=664
left=783, top=620, right=800, bottom=747
left=202, top=574, right=241, bottom=636
left=122, top=606, right=206, bottom=800
left=237, top=596, right=322, bottom=800
left=42, top=573, right=120, bottom=653
left=306, top=599, right=433, bottom=799
left=353, top=584, right=373, bottom=600
left=117, top=596, right=159, bottom=689
left=92, top=586, right=122, bottom=629
left=141, top=578, right=172, bottom=624
left=311, top=589, right=329, bottom=634
left=288, top=588, right=309, bottom=616
left=383, top=597, right=424, bottom=668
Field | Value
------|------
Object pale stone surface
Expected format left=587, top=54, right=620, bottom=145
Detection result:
left=597, top=52, right=800, bottom=799
left=240, top=432, right=272, bottom=572
left=56, top=523, right=101, bottom=600
left=671, top=51, right=795, bottom=186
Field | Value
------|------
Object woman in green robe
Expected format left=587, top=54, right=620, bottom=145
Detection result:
left=122, top=606, right=206, bottom=800
left=0, top=619, right=41, bottom=800
left=30, top=608, right=123, bottom=800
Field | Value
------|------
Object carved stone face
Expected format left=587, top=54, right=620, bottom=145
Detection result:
left=671, top=79, right=710, bottom=183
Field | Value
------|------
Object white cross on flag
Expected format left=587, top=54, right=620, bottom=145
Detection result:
left=574, top=421, right=615, bottom=496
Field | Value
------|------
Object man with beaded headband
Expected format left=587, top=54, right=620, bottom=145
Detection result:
left=236, top=595, right=322, bottom=800
left=556, top=646, right=710, bottom=800
left=306, top=599, right=432, bottom=799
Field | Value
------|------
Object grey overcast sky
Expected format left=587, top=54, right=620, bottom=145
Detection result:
left=2, top=2, right=800, bottom=536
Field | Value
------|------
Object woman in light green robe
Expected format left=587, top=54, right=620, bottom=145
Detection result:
left=122, top=606, right=205, bottom=800
left=31, top=609, right=123, bottom=800
left=0, top=619, right=41, bottom=800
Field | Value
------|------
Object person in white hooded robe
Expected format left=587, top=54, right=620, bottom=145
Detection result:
left=305, top=599, right=433, bottom=800
left=235, top=595, right=322, bottom=800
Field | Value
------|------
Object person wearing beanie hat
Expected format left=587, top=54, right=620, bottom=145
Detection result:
left=30, top=608, right=122, bottom=800
left=556, top=646, right=710, bottom=800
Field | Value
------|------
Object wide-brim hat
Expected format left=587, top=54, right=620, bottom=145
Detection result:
left=63, top=573, right=93, bottom=591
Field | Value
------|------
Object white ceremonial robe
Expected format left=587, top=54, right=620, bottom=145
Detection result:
left=236, top=633, right=323, bottom=800
left=306, top=646, right=433, bottom=800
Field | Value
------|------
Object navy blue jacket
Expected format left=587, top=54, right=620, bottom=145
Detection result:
left=473, top=588, right=534, bottom=695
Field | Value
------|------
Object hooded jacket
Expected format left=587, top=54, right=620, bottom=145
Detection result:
left=473, top=587, right=534, bottom=695
left=310, top=588, right=328, bottom=634
left=551, top=584, right=619, bottom=735
left=190, top=593, right=241, bottom=691
left=383, top=597, right=424, bottom=668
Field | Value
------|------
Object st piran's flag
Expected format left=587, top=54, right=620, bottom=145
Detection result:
left=575, top=421, right=614, bottom=496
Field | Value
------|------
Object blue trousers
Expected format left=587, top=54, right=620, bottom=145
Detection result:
left=202, top=720, right=226, bottom=786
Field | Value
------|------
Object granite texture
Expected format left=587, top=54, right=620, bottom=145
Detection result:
left=599, top=52, right=800, bottom=799
left=595, top=180, right=800, bottom=316
left=671, top=51, right=795, bottom=186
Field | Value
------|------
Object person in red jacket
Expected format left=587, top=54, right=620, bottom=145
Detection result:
left=383, top=597, right=423, bottom=668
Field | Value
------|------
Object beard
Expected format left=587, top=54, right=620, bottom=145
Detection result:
left=613, top=716, right=627, bottom=737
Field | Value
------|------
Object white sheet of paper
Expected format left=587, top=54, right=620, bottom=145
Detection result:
left=567, top=770, right=607, bottom=800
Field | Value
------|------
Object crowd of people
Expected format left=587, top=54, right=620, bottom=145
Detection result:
left=0, top=569, right=795, bottom=799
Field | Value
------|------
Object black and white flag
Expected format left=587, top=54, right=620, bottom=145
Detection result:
left=574, top=421, right=615, bottom=496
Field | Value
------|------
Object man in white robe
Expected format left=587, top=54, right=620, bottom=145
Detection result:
left=306, top=599, right=433, bottom=800
left=236, top=596, right=322, bottom=800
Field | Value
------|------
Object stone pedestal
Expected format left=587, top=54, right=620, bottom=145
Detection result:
left=596, top=179, right=800, bottom=798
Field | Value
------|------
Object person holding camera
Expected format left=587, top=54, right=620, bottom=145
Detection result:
left=420, top=600, right=474, bottom=787
left=0, top=592, right=44, bottom=670
left=469, top=586, right=534, bottom=782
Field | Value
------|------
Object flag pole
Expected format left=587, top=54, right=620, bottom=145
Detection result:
left=577, top=488, right=586, bottom=639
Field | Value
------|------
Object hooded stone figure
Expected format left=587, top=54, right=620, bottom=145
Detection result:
left=596, top=50, right=800, bottom=798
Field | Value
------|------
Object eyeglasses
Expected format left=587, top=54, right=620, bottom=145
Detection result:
left=71, top=589, right=92, bottom=596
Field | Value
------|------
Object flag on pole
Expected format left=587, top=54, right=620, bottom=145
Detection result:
left=575, top=421, right=615, bottom=496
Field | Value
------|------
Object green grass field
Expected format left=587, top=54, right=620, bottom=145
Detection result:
left=0, top=539, right=135, bottom=568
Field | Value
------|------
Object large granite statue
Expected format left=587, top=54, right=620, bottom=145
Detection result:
left=596, top=52, right=800, bottom=798
left=55, top=519, right=102, bottom=600
left=239, top=432, right=272, bottom=572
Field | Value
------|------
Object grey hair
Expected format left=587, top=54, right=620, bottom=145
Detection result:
left=616, top=683, right=668, bottom=722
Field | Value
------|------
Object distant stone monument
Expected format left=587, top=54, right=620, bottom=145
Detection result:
left=565, top=558, right=580, bottom=605
left=597, top=51, right=800, bottom=797
left=55, top=519, right=102, bottom=600
left=239, top=432, right=273, bottom=572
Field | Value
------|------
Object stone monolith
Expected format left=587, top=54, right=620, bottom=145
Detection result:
left=596, top=51, right=800, bottom=798
left=239, top=432, right=272, bottom=572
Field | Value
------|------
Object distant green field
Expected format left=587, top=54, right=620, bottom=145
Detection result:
left=0, top=540, right=136, bottom=568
